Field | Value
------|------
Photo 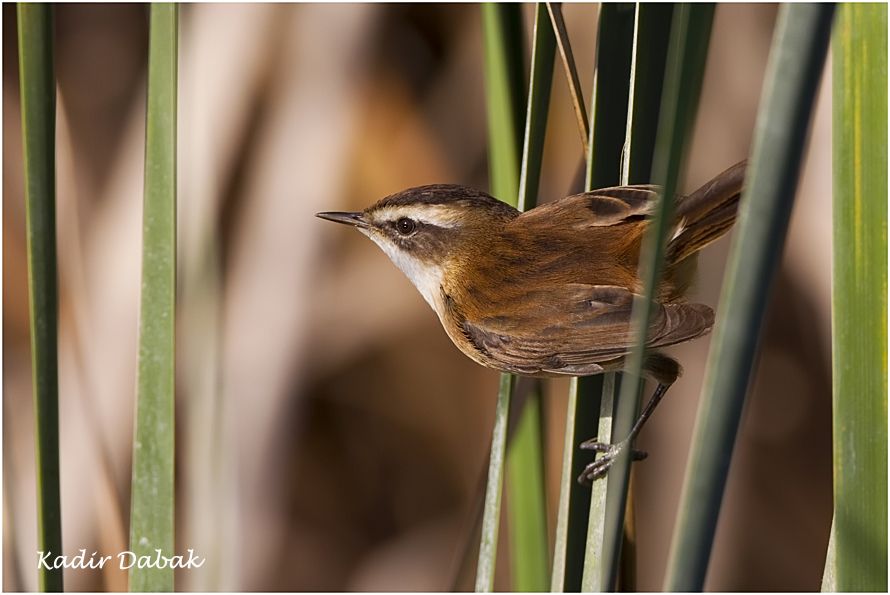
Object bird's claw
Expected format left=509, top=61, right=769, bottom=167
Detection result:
left=577, top=440, right=647, bottom=485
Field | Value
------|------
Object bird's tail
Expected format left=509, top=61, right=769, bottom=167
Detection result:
left=668, top=160, right=747, bottom=264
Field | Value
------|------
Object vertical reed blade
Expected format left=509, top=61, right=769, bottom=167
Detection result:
left=518, top=3, right=557, bottom=213
left=828, top=3, right=888, bottom=591
left=129, top=4, right=178, bottom=592
left=476, top=4, right=525, bottom=591
left=551, top=375, right=602, bottom=591
left=505, top=5, right=557, bottom=591
left=506, top=385, right=549, bottom=592
left=477, top=3, right=556, bottom=590
left=481, top=3, right=524, bottom=204
left=17, top=3, right=63, bottom=591
left=581, top=1, right=637, bottom=585
left=624, top=4, right=673, bottom=185
left=476, top=373, right=514, bottom=592
left=581, top=373, right=620, bottom=592
left=585, top=3, right=635, bottom=191
left=664, top=5, right=835, bottom=590
left=586, top=3, right=713, bottom=591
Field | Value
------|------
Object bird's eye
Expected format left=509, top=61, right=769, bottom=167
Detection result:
left=396, top=217, right=416, bottom=235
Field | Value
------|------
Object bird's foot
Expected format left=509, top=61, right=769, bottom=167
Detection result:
left=577, top=439, right=648, bottom=485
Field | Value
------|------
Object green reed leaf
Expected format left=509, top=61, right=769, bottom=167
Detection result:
left=477, top=4, right=556, bottom=591
left=129, top=4, right=178, bottom=591
left=664, top=4, right=834, bottom=589
left=826, top=3, right=888, bottom=591
left=577, top=4, right=639, bottom=589
left=477, top=4, right=523, bottom=591
left=17, top=4, right=62, bottom=590
left=505, top=5, right=556, bottom=592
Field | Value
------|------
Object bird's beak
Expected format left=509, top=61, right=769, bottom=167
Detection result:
left=315, top=211, right=369, bottom=229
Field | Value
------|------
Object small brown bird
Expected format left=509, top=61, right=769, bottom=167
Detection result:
left=318, top=161, right=746, bottom=480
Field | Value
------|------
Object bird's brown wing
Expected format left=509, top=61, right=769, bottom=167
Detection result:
left=460, top=284, right=713, bottom=376
left=518, top=185, right=661, bottom=228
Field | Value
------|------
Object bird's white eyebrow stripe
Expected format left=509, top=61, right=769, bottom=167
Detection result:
left=372, top=205, right=461, bottom=228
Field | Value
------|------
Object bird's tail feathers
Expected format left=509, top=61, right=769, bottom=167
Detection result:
left=668, top=160, right=747, bottom=264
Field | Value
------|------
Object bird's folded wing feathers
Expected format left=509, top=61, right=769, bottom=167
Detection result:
left=461, top=284, right=713, bottom=376
left=518, top=185, right=662, bottom=228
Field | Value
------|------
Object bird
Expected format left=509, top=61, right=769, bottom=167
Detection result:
left=317, top=160, right=747, bottom=481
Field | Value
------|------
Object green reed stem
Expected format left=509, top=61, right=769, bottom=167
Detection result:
left=577, top=3, right=637, bottom=591
left=601, top=4, right=714, bottom=590
left=476, top=3, right=527, bottom=590
left=17, top=4, right=62, bottom=591
left=477, top=373, right=514, bottom=592
left=826, top=3, right=887, bottom=591
left=664, top=5, right=835, bottom=590
left=129, top=4, right=178, bottom=592
left=478, top=4, right=556, bottom=590
left=551, top=375, right=602, bottom=592
left=504, top=5, right=556, bottom=592
left=481, top=3, right=524, bottom=201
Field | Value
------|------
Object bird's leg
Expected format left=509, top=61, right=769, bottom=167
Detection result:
left=577, top=381, right=673, bottom=485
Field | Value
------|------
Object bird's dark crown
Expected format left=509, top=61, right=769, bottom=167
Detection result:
left=370, top=184, right=519, bottom=219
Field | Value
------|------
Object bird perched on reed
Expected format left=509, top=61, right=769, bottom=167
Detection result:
left=318, top=161, right=747, bottom=480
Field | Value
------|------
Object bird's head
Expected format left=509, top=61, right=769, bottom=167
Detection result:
left=317, top=184, right=517, bottom=309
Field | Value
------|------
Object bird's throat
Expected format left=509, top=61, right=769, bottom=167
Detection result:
left=363, top=232, right=445, bottom=312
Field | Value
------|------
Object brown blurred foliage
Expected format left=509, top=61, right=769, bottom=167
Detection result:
left=3, top=4, right=831, bottom=591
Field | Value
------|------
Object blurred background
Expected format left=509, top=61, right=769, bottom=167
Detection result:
left=3, top=3, right=833, bottom=591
